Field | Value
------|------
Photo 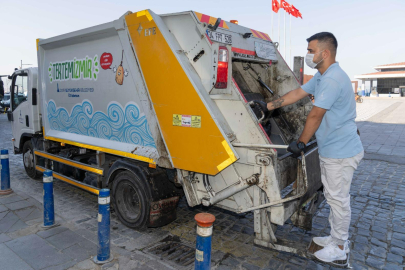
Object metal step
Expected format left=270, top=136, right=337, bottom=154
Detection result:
left=35, top=165, right=100, bottom=195
left=34, top=150, right=103, bottom=175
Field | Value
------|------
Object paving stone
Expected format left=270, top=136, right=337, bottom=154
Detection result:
left=43, top=260, right=77, bottom=270
left=0, top=210, right=8, bottom=221
left=23, top=208, right=42, bottom=221
left=371, top=226, right=387, bottom=233
left=62, top=243, right=93, bottom=262
left=37, top=226, right=68, bottom=239
left=354, top=235, right=368, bottom=244
left=242, top=262, right=261, bottom=270
left=372, top=231, right=387, bottom=242
left=4, top=200, right=33, bottom=211
left=5, top=234, right=71, bottom=270
left=0, top=205, right=8, bottom=213
left=7, top=219, right=28, bottom=232
left=0, top=194, right=25, bottom=204
left=383, top=263, right=403, bottom=270
left=392, top=224, right=405, bottom=233
left=390, top=246, right=405, bottom=257
left=0, top=211, right=19, bottom=233
left=74, top=259, right=96, bottom=269
left=220, top=256, right=241, bottom=267
left=365, top=255, right=385, bottom=269
left=350, top=261, right=368, bottom=270
left=369, top=245, right=387, bottom=259
left=350, top=251, right=365, bottom=263
left=46, top=229, right=87, bottom=250
left=370, top=238, right=388, bottom=249
left=387, top=253, right=403, bottom=264
left=353, top=243, right=370, bottom=254
left=356, top=228, right=370, bottom=237
left=392, top=232, right=405, bottom=241
left=0, top=243, right=33, bottom=270
left=14, top=207, right=35, bottom=220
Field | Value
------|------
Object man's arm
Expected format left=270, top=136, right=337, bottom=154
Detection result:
left=267, top=87, right=310, bottom=110
left=298, top=106, right=326, bottom=144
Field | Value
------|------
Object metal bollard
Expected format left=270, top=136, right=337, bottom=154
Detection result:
left=194, top=213, right=215, bottom=270
left=0, top=149, right=13, bottom=195
left=93, top=188, right=113, bottom=264
left=43, top=170, right=58, bottom=228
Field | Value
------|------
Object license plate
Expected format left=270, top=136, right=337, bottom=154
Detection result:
left=206, top=30, right=232, bottom=45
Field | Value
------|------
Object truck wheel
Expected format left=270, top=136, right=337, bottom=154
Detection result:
left=112, top=171, right=150, bottom=229
left=23, top=140, right=41, bottom=180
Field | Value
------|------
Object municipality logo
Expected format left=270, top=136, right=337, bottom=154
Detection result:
left=48, top=55, right=100, bottom=83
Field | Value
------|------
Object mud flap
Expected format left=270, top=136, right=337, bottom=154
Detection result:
left=148, top=196, right=180, bottom=227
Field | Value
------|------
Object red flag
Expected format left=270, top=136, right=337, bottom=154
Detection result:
left=280, top=0, right=292, bottom=14
left=290, top=5, right=302, bottom=19
left=272, top=0, right=280, bottom=13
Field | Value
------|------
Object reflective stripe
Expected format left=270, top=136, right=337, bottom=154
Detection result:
left=0, top=155, right=9, bottom=159
left=197, top=226, right=213, bottom=237
left=98, top=197, right=110, bottom=205
left=43, top=176, right=53, bottom=183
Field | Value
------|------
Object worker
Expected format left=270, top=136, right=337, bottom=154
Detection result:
left=251, top=32, right=363, bottom=264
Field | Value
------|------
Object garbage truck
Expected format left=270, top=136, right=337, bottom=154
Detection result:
left=8, top=10, right=322, bottom=254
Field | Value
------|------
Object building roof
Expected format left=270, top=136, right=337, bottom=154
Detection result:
left=374, top=62, right=405, bottom=69
left=354, top=70, right=405, bottom=79
left=303, top=74, right=313, bottom=84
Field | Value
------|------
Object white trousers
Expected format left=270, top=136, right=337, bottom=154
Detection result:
left=319, top=151, right=364, bottom=245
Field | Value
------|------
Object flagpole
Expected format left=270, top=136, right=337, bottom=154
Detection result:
left=289, top=13, right=292, bottom=67
left=271, top=6, right=274, bottom=39
left=284, top=10, right=286, bottom=60
left=278, top=11, right=280, bottom=48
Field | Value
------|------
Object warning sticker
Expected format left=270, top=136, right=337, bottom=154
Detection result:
left=181, top=115, right=191, bottom=127
left=173, top=114, right=182, bottom=126
left=196, top=249, right=204, bottom=262
left=191, top=116, right=202, bottom=128
left=173, top=114, right=201, bottom=128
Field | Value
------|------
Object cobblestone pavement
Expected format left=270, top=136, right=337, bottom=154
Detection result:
left=1, top=109, right=405, bottom=269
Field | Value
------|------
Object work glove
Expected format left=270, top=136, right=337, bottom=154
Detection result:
left=287, top=141, right=306, bottom=158
left=249, top=100, right=269, bottom=113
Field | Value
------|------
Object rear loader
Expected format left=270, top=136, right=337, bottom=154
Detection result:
left=9, top=9, right=323, bottom=254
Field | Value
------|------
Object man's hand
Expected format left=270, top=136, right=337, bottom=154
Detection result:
left=287, top=141, right=306, bottom=157
left=250, top=100, right=268, bottom=113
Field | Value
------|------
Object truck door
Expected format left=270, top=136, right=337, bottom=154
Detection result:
left=10, top=70, right=34, bottom=151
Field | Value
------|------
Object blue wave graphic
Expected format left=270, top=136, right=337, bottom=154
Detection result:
left=47, top=100, right=156, bottom=148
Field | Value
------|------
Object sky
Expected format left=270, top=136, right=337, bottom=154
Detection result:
left=1, top=0, right=404, bottom=90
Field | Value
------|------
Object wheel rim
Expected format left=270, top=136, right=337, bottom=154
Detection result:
left=116, top=181, right=141, bottom=222
left=24, top=148, right=34, bottom=170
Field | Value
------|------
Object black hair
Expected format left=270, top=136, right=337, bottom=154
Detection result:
left=306, top=32, right=338, bottom=55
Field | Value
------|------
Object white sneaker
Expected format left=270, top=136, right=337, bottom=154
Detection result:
left=312, top=236, right=350, bottom=253
left=314, top=242, right=347, bottom=263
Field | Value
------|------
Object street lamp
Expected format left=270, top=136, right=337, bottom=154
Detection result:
left=20, top=60, right=32, bottom=69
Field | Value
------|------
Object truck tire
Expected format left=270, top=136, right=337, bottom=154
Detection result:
left=112, top=170, right=151, bottom=229
left=23, top=140, right=42, bottom=180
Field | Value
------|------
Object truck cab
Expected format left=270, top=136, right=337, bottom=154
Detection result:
left=9, top=67, right=41, bottom=157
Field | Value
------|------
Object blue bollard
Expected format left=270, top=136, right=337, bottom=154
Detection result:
left=195, top=213, right=216, bottom=270
left=0, top=149, right=13, bottom=195
left=43, top=170, right=57, bottom=228
left=93, top=188, right=113, bottom=264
